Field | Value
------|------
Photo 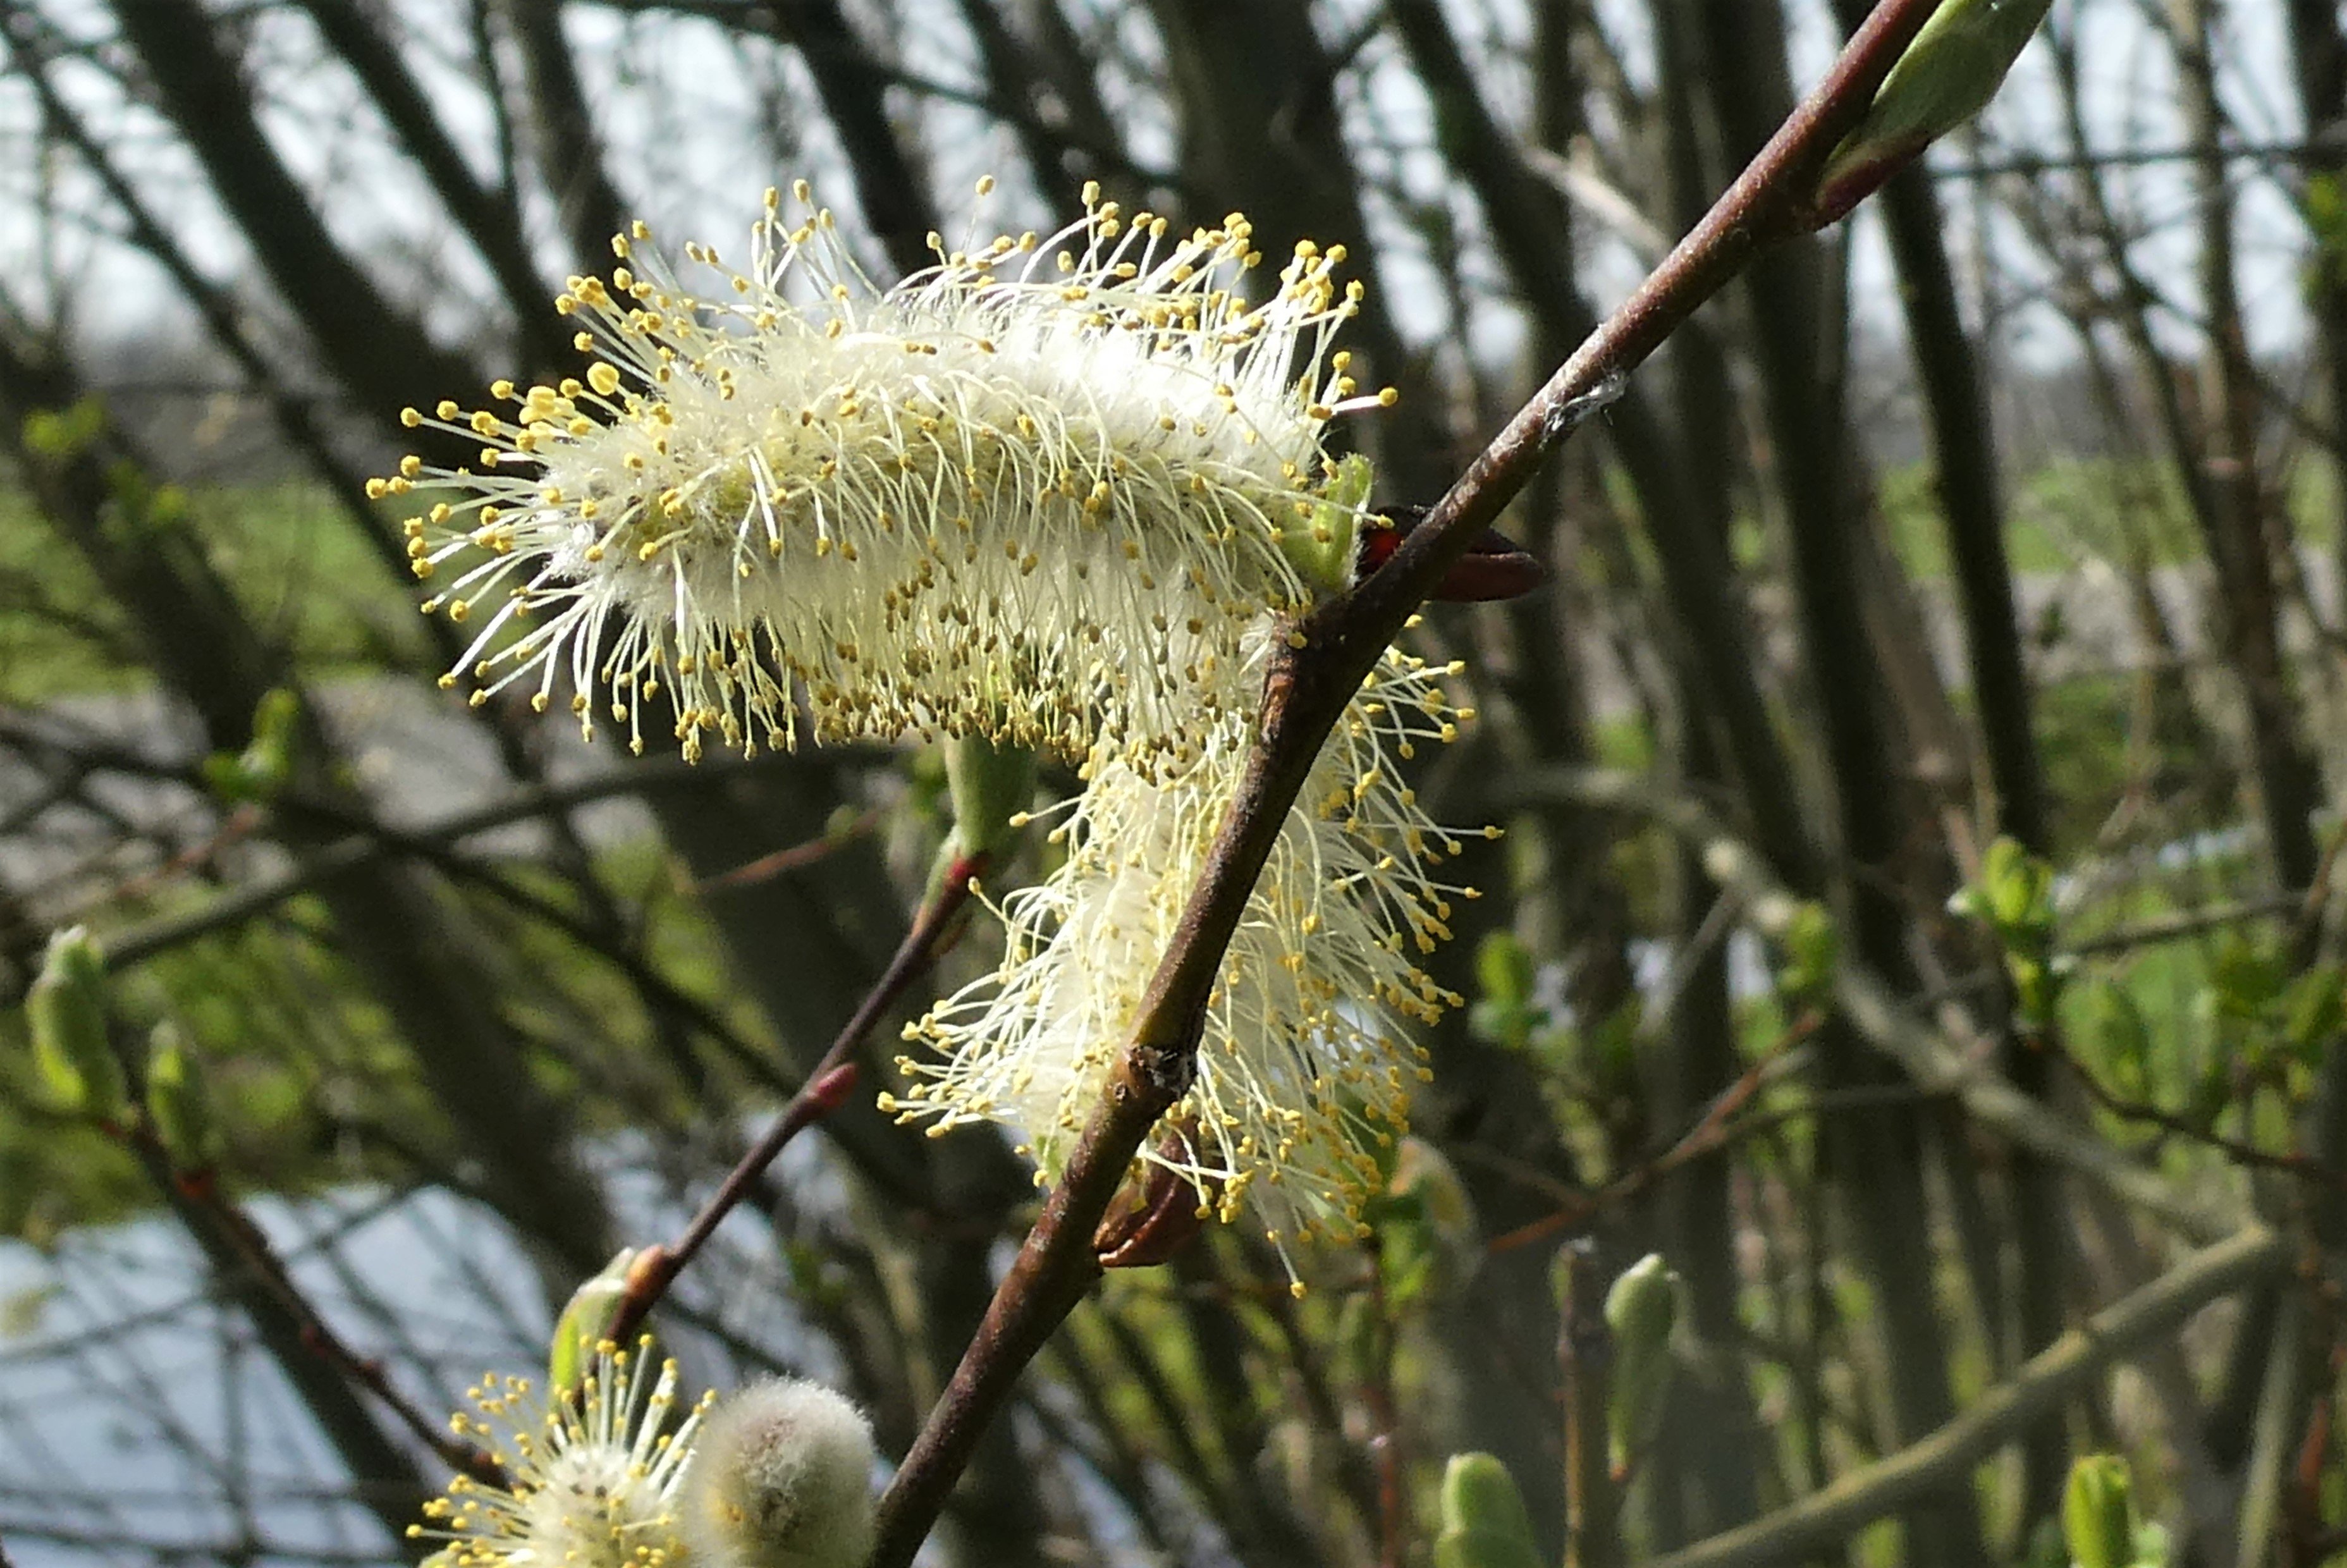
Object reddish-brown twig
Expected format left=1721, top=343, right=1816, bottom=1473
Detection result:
left=121, top=1124, right=508, bottom=1487
left=603, top=852, right=987, bottom=1347
left=2044, top=1037, right=2347, bottom=1188
left=690, top=806, right=882, bottom=893
left=1485, top=1020, right=1826, bottom=1255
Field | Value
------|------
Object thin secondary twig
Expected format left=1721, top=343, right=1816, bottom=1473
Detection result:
left=691, top=807, right=881, bottom=893
left=1483, top=1024, right=1856, bottom=1255
left=1942, top=134, right=2347, bottom=178
left=1644, top=1224, right=2289, bottom=1568
left=601, top=853, right=986, bottom=1346
left=2046, top=1040, right=2347, bottom=1187
left=119, top=1122, right=506, bottom=1488
left=2061, top=891, right=2303, bottom=958
left=84, top=751, right=857, bottom=973
left=863, top=6, right=1947, bottom=1560
left=1559, top=1242, right=1619, bottom=1568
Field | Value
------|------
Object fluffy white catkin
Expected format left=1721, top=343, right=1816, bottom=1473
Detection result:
left=679, top=1378, right=878, bottom=1568
left=383, top=179, right=1388, bottom=770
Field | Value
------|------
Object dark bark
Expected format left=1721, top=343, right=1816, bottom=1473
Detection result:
left=1145, top=0, right=1449, bottom=501
left=296, top=0, right=571, bottom=379
left=1385, top=0, right=1812, bottom=886
left=646, top=766, right=1048, bottom=1568
left=751, top=0, right=943, bottom=276
left=1171, top=1252, right=1343, bottom=1568
left=1648, top=2, right=1770, bottom=1534
left=137, top=1133, right=434, bottom=1559
left=951, top=0, right=1130, bottom=198
left=2288, top=0, right=2347, bottom=594
left=105, top=0, right=482, bottom=434
left=1827, top=0, right=2070, bottom=1505
left=503, top=1, right=633, bottom=278
left=2045, top=11, right=2321, bottom=895
left=2177, top=0, right=2324, bottom=898
left=0, top=325, right=615, bottom=1283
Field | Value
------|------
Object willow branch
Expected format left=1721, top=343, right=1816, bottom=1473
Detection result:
left=863, top=4, right=1947, bottom=1560
left=119, top=1120, right=504, bottom=1490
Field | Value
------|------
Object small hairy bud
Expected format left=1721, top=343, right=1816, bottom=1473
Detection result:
left=681, top=1378, right=876, bottom=1568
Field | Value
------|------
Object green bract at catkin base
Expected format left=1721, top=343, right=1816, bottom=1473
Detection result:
left=379, top=179, right=1393, bottom=772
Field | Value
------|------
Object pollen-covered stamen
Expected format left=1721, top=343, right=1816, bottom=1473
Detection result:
left=383, top=181, right=1387, bottom=767
left=408, top=1338, right=714, bottom=1568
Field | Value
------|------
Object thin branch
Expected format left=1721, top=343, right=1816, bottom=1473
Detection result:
left=121, top=1122, right=507, bottom=1488
left=0, top=1521, right=384, bottom=1566
left=602, top=854, right=986, bottom=1345
left=1941, top=133, right=2347, bottom=179
left=2047, top=1039, right=2347, bottom=1186
left=862, top=6, right=1949, bottom=1560
left=1507, top=767, right=2248, bottom=1246
left=75, top=750, right=864, bottom=972
left=691, top=807, right=881, bottom=893
left=1645, top=1224, right=2289, bottom=1568
left=2062, top=892, right=2303, bottom=958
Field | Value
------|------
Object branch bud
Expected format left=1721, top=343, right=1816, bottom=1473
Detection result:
left=548, top=1249, right=639, bottom=1400
left=1431, top=1452, right=1543, bottom=1568
left=144, top=1022, right=222, bottom=1170
left=1813, top=0, right=2053, bottom=225
left=1283, top=451, right=1375, bottom=593
left=1603, top=1252, right=1680, bottom=1468
left=2062, top=1454, right=2141, bottom=1568
left=943, top=736, right=1036, bottom=864
left=27, top=926, right=126, bottom=1121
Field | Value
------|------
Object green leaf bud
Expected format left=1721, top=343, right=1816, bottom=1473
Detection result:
left=2062, top=1454, right=2138, bottom=1568
left=1954, top=836, right=2063, bottom=1026
left=1776, top=901, right=1839, bottom=1008
left=1468, top=931, right=1540, bottom=1048
left=203, top=688, right=304, bottom=804
left=1375, top=1137, right=1481, bottom=1306
left=1604, top=1252, right=1680, bottom=1467
left=27, top=926, right=126, bottom=1120
left=144, top=1022, right=222, bottom=1170
left=1280, top=451, right=1375, bottom=593
left=942, top=735, right=1036, bottom=864
left=1432, top=1452, right=1543, bottom=1568
left=1815, top=0, right=2054, bottom=224
left=680, top=1378, right=877, bottom=1568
